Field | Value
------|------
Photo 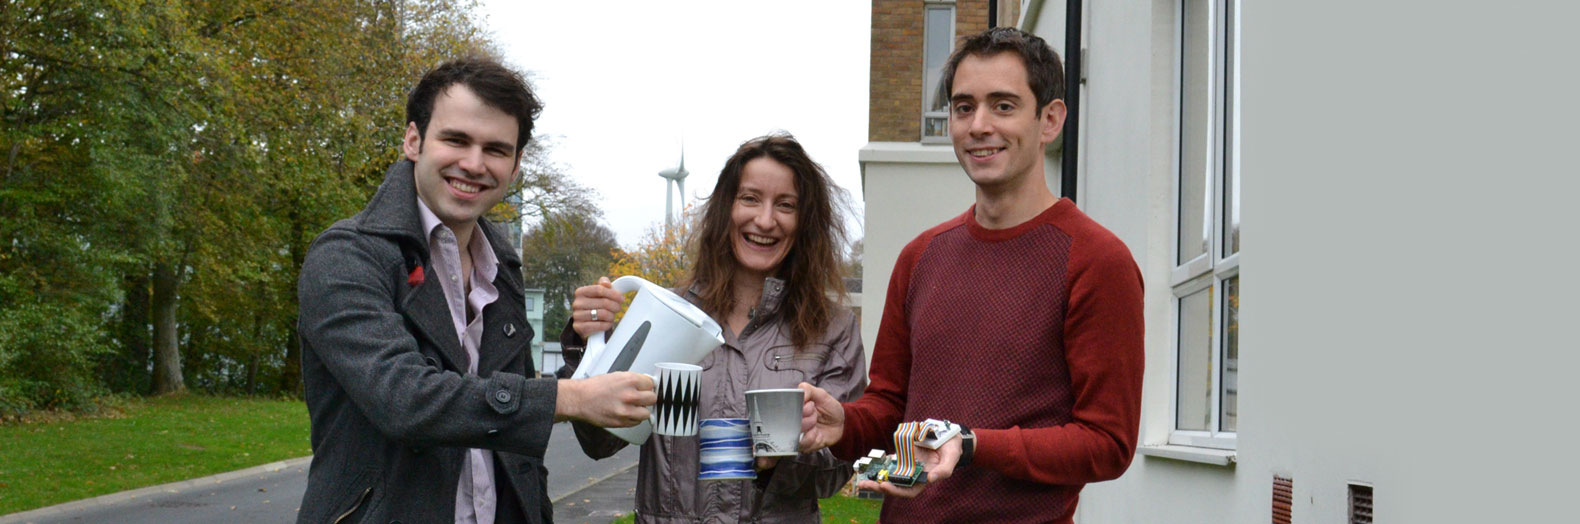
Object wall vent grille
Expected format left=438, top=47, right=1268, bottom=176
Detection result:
left=1349, top=483, right=1374, bottom=524
left=1272, top=475, right=1293, bottom=524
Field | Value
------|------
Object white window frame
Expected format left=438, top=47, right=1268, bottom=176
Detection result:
left=921, top=0, right=956, bottom=143
left=1169, top=0, right=1240, bottom=451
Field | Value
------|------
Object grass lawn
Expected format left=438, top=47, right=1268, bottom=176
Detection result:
left=607, top=493, right=882, bottom=523
left=0, top=394, right=310, bottom=515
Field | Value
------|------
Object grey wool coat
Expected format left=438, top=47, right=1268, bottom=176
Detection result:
left=296, top=160, right=557, bottom=524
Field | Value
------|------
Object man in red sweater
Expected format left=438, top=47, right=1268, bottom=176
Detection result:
left=798, top=27, right=1144, bottom=523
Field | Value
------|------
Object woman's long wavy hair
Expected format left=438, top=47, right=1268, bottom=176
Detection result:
left=686, top=133, right=849, bottom=350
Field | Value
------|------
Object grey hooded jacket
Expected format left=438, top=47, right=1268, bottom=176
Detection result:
left=560, top=280, right=867, bottom=523
left=296, top=160, right=557, bottom=523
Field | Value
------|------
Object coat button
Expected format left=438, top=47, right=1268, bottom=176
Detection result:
left=504, top=323, right=517, bottom=337
left=495, top=390, right=512, bottom=403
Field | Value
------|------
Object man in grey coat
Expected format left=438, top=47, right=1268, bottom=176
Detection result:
left=296, top=56, right=656, bottom=524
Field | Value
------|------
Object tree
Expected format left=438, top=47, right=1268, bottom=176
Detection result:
left=507, top=138, right=600, bottom=223
left=843, top=236, right=864, bottom=280
left=1, top=0, right=205, bottom=407
left=607, top=219, right=693, bottom=292
left=520, top=213, right=621, bottom=334
left=0, top=0, right=506, bottom=410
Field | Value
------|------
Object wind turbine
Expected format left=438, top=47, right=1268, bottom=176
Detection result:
left=658, top=148, right=689, bottom=226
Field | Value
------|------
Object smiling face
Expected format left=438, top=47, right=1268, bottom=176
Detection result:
left=729, top=157, right=800, bottom=280
left=948, top=52, right=1065, bottom=192
left=403, top=84, right=521, bottom=234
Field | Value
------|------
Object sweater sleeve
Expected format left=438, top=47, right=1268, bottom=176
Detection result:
left=972, top=234, right=1145, bottom=484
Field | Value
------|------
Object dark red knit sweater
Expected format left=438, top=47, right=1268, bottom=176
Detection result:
left=833, top=199, right=1144, bottom=523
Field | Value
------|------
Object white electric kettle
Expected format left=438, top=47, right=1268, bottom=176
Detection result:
left=571, top=275, right=725, bottom=444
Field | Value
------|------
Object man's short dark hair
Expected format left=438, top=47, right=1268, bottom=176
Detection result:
left=405, top=55, right=543, bottom=155
left=940, top=27, right=1065, bottom=111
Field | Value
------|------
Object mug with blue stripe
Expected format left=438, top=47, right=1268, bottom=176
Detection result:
left=698, top=418, right=756, bottom=480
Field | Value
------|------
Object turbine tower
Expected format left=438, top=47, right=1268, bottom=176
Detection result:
left=658, top=148, right=689, bottom=226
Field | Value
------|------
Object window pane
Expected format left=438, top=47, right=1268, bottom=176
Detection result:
left=1178, top=0, right=1211, bottom=265
left=1176, top=286, right=1213, bottom=431
left=922, top=6, right=953, bottom=137
left=1220, top=276, right=1238, bottom=432
left=1224, top=151, right=1239, bottom=256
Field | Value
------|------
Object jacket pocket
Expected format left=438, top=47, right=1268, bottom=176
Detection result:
left=761, top=344, right=832, bottom=384
left=331, top=485, right=374, bottom=524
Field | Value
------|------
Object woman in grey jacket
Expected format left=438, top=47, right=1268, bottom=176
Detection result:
left=561, top=133, right=867, bottom=523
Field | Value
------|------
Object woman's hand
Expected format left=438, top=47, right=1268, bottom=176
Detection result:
left=571, top=277, right=626, bottom=338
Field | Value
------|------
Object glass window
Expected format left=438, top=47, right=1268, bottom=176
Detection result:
left=922, top=4, right=954, bottom=141
left=1171, top=0, right=1239, bottom=450
left=1179, top=0, right=1211, bottom=265
left=1177, top=286, right=1213, bottom=431
left=1220, top=276, right=1238, bottom=432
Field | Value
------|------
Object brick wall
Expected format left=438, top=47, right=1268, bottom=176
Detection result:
left=868, top=0, right=994, bottom=143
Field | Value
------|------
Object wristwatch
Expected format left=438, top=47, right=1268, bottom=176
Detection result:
left=957, top=425, right=975, bottom=468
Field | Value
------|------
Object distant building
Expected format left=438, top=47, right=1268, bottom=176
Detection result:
left=541, top=341, right=564, bottom=379
left=523, top=287, right=545, bottom=373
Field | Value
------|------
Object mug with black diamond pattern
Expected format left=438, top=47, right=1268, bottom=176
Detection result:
left=648, top=362, right=702, bottom=437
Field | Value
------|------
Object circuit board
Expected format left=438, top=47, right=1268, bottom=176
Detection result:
left=850, top=419, right=962, bottom=489
left=853, top=449, right=928, bottom=487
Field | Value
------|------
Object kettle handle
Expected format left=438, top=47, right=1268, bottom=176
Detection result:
left=572, top=276, right=648, bottom=379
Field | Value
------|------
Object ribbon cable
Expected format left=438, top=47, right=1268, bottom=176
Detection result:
left=891, top=421, right=931, bottom=479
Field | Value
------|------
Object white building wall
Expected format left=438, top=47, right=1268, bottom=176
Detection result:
left=1018, top=1, right=1580, bottom=523
left=1026, top=1, right=1272, bottom=522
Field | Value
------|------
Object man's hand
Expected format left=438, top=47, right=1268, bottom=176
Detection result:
left=571, top=277, right=625, bottom=339
left=797, top=383, right=845, bottom=452
left=855, top=433, right=963, bottom=498
left=555, top=371, right=655, bottom=427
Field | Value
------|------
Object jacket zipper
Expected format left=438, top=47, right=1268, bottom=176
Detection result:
left=773, top=354, right=824, bottom=362
left=331, top=487, right=372, bottom=524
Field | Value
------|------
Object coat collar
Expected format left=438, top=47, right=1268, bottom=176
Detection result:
left=685, top=276, right=788, bottom=340
left=365, top=159, right=529, bottom=374
left=356, top=159, right=427, bottom=250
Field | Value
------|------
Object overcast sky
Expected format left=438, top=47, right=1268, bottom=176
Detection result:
left=478, top=0, right=871, bottom=248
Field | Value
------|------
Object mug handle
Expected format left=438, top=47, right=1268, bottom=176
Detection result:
left=572, top=276, right=646, bottom=379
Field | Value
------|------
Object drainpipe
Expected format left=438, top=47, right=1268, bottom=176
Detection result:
left=1061, top=0, right=1083, bottom=203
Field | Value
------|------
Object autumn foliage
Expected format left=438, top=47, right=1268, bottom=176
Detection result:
left=603, top=213, right=696, bottom=322
left=0, top=0, right=509, bottom=415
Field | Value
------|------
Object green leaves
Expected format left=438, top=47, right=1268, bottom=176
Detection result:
left=0, top=0, right=505, bottom=408
left=521, top=212, right=622, bottom=335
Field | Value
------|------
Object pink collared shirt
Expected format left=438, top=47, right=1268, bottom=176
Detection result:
left=417, top=198, right=502, bottom=524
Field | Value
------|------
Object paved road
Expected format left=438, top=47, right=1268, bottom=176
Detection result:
left=1, top=423, right=640, bottom=524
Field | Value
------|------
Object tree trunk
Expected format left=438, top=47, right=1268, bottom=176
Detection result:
left=279, top=212, right=304, bottom=396
left=150, top=261, right=185, bottom=395
left=113, top=271, right=152, bottom=392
